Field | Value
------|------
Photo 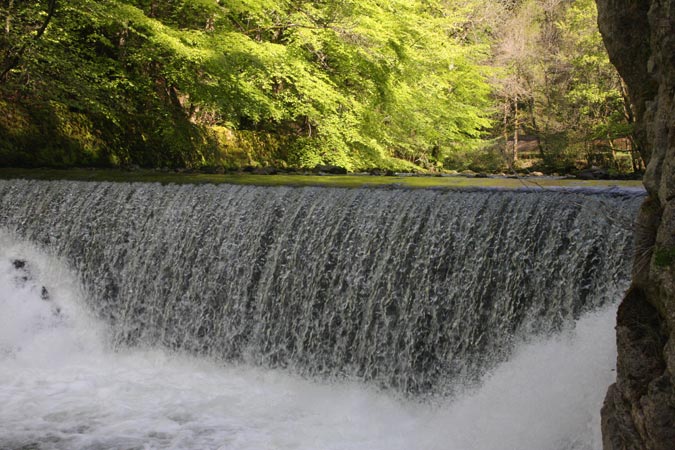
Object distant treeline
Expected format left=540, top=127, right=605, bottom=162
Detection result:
left=0, top=0, right=641, bottom=174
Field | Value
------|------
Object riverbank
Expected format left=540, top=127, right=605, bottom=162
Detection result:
left=0, top=168, right=644, bottom=189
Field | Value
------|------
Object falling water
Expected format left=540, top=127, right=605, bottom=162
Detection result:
left=0, top=180, right=643, bottom=449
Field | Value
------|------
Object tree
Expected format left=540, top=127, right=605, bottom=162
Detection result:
left=557, top=0, right=641, bottom=170
left=0, top=0, right=496, bottom=171
left=1, top=0, right=57, bottom=82
left=486, top=0, right=639, bottom=173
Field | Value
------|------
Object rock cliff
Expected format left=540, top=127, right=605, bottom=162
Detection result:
left=596, top=0, right=675, bottom=448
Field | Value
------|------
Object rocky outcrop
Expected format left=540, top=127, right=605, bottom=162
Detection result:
left=596, top=0, right=675, bottom=448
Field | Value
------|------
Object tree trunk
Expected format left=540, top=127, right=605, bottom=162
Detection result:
left=627, top=135, right=643, bottom=172
left=118, top=25, right=128, bottom=62
left=0, top=0, right=57, bottom=83
left=5, top=0, right=14, bottom=34
left=527, top=97, right=546, bottom=161
left=149, top=1, right=158, bottom=18
left=513, top=95, right=519, bottom=162
left=503, top=101, right=509, bottom=162
left=607, top=134, right=618, bottom=170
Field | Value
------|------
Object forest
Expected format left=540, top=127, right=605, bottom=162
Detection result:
left=0, top=0, right=641, bottom=175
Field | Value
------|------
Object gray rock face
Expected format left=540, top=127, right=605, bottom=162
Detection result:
left=596, top=0, right=675, bottom=448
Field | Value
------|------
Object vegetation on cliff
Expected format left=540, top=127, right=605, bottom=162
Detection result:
left=0, top=0, right=640, bottom=174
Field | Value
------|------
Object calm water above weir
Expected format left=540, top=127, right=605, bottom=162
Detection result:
left=0, top=181, right=643, bottom=449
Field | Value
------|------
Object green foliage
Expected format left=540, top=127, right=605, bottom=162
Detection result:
left=0, top=0, right=494, bottom=170
left=487, top=0, right=638, bottom=174
left=0, top=0, right=636, bottom=174
left=558, top=0, right=626, bottom=135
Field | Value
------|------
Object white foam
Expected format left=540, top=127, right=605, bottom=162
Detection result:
left=0, top=233, right=616, bottom=450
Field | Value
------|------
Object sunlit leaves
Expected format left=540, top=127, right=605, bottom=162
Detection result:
left=1, top=0, right=495, bottom=170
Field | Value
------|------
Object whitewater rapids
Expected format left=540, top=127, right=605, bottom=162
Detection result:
left=1, top=233, right=615, bottom=450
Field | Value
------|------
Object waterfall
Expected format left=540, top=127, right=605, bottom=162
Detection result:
left=0, top=180, right=643, bottom=395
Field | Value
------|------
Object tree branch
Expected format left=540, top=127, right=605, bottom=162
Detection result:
left=0, top=0, right=57, bottom=83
